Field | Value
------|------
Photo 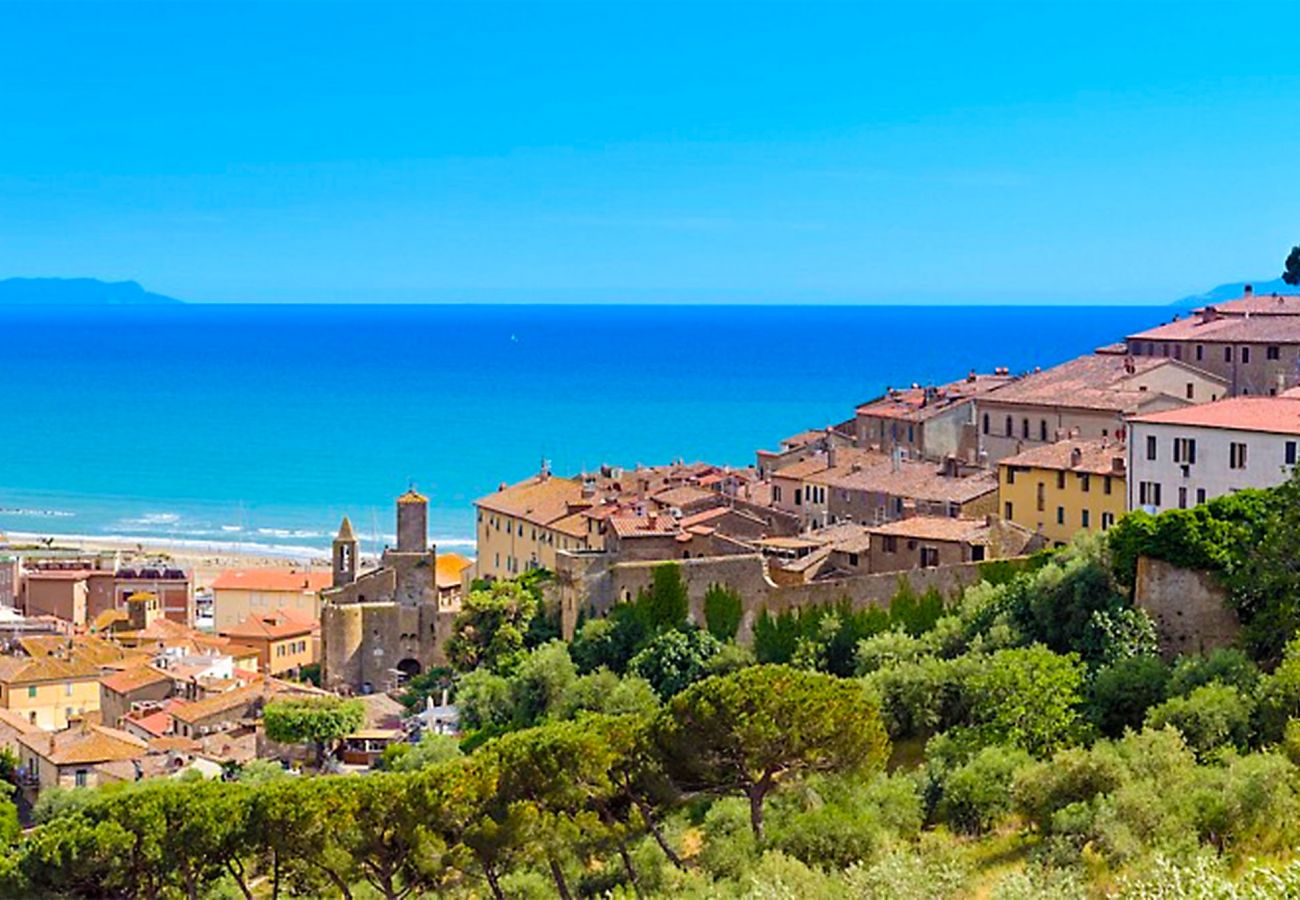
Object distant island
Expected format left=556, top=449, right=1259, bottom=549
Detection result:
left=0, top=277, right=182, bottom=306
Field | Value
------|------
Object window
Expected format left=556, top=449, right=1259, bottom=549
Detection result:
left=1004, top=501, right=1014, bottom=519
left=971, top=545, right=985, bottom=562
left=1005, top=468, right=1016, bottom=485
left=1146, top=435, right=1157, bottom=460
left=27, top=686, right=36, bottom=699
left=794, top=488, right=802, bottom=506
left=907, top=425, right=915, bottom=443
left=1242, top=347, right=1251, bottom=364
left=1196, top=344, right=1204, bottom=361
left=1268, top=345, right=1280, bottom=361
left=1101, top=512, right=1114, bottom=530
left=1005, top=416, right=1013, bottom=437
left=1178, top=486, right=1188, bottom=509
left=1036, top=483, right=1045, bottom=512
left=74, top=769, right=88, bottom=788
left=848, top=553, right=859, bottom=567
left=1288, top=441, right=1298, bottom=466
left=1196, top=488, right=1206, bottom=504
left=1022, top=418, right=1030, bottom=439
left=1079, top=473, right=1090, bottom=492
left=772, top=485, right=782, bottom=503
left=1104, top=476, right=1112, bottom=495
left=920, top=547, right=939, bottom=568
left=982, top=413, right=990, bottom=435
left=65, top=683, right=72, bottom=696
left=1056, top=471, right=1066, bottom=490
left=1081, top=509, right=1090, bottom=528
left=1040, top=420, right=1048, bottom=441
left=1138, top=481, right=1162, bottom=507
left=1173, top=437, right=1196, bottom=464
left=1174, top=344, right=1182, bottom=360
left=1056, top=506, right=1065, bottom=525
left=1186, top=383, right=1194, bottom=400
left=883, top=535, right=898, bottom=553
left=1229, top=442, right=1248, bottom=470
left=1225, top=346, right=1233, bottom=363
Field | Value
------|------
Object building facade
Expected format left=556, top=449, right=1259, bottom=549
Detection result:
left=210, top=569, right=332, bottom=631
left=1126, top=397, right=1300, bottom=513
left=998, top=439, right=1127, bottom=545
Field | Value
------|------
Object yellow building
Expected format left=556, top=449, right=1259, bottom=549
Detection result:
left=0, top=656, right=106, bottom=731
left=210, top=569, right=333, bottom=631
left=998, top=439, right=1127, bottom=546
left=474, top=470, right=595, bottom=580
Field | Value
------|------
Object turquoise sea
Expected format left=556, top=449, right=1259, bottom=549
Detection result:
left=0, top=304, right=1170, bottom=558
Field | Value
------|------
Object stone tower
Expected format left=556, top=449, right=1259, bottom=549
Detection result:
left=396, top=488, right=428, bottom=553
left=333, top=516, right=358, bottom=588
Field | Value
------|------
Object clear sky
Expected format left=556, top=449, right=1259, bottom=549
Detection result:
left=1, top=1, right=1297, bottom=304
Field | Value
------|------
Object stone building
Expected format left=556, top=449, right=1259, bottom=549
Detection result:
left=320, top=490, right=459, bottom=693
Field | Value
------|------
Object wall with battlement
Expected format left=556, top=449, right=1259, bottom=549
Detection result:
left=556, top=550, right=1006, bottom=643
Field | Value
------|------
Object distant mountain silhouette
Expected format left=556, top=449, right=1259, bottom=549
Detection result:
left=1171, top=277, right=1293, bottom=309
left=0, top=278, right=181, bottom=306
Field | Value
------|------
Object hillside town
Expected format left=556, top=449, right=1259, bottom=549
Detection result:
left=0, top=285, right=1298, bottom=811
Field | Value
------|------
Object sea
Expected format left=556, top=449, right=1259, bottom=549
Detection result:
left=0, top=303, right=1173, bottom=560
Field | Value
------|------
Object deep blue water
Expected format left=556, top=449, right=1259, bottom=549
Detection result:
left=0, top=303, right=1169, bottom=557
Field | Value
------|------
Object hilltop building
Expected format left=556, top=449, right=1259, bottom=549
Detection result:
left=974, top=353, right=1227, bottom=464
left=210, top=568, right=332, bottom=631
left=1126, top=286, right=1300, bottom=396
left=320, top=490, right=460, bottom=693
left=1126, top=396, right=1300, bottom=513
left=998, top=438, right=1127, bottom=545
left=854, top=370, right=1017, bottom=462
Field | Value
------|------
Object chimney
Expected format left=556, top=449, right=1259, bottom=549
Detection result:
left=967, top=369, right=977, bottom=383
left=826, top=443, right=837, bottom=470
left=1244, top=283, right=1254, bottom=298
left=1112, top=456, right=1126, bottom=474
left=1200, top=305, right=1220, bottom=324
left=1070, top=447, right=1083, bottom=468
left=1124, top=355, right=1136, bottom=375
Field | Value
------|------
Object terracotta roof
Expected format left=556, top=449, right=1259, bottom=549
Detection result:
left=980, top=354, right=1223, bottom=413
left=210, top=569, right=331, bottom=593
left=856, top=373, right=1016, bottom=423
left=1128, top=396, right=1300, bottom=436
left=20, top=636, right=149, bottom=667
left=0, top=655, right=103, bottom=686
left=774, top=448, right=884, bottom=482
left=867, top=516, right=997, bottom=544
left=1000, top=439, right=1126, bottom=476
left=0, top=707, right=41, bottom=735
left=147, top=735, right=198, bottom=753
left=651, top=485, right=716, bottom=509
left=220, top=610, right=315, bottom=641
left=434, top=553, right=472, bottom=590
left=1127, top=312, right=1300, bottom=345
left=475, top=474, right=585, bottom=522
left=100, top=665, right=172, bottom=695
left=608, top=515, right=681, bottom=539
left=821, top=460, right=999, bottom=505
left=130, top=710, right=174, bottom=738
left=1200, top=292, right=1300, bottom=316
left=170, top=681, right=265, bottom=725
left=19, top=725, right=148, bottom=766
left=90, top=609, right=130, bottom=632
left=397, top=488, right=428, bottom=504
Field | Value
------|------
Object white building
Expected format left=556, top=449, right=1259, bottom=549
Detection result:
left=1126, top=397, right=1300, bottom=513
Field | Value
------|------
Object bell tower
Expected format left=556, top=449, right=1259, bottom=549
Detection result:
left=332, top=516, right=358, bottom=588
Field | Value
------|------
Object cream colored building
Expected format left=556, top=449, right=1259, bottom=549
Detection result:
left=210, top=569, right=332, bottom=631
left=0, top=656, right=105, bottom=730
left=474, top=470, right=596, bottom=580
left=17, top=724, right=148, bottom=792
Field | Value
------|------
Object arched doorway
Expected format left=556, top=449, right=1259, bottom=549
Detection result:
left=396, top=658, right=422, bottom=679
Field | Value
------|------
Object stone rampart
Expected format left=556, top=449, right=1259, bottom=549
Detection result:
left=556, top=550, right=1005, bottom=642
left=1134, top=556, right=1238, bottom=658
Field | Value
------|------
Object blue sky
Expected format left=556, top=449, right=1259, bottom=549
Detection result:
left=1, top=1, right=1297, bottom=304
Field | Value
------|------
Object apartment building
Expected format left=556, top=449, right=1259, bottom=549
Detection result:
left=854, top=370, right=1016, bottom=462
left=1126, top=287, right=1300, bottom=396
left=975, top=353, right=1227, bottom=464
left=998, top=439, right=1127, bottom=545
left=1126, top=396, right=1300, bottom=513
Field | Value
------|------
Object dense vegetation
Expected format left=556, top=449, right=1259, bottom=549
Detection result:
left=9, top=476, right=1300, bottom=898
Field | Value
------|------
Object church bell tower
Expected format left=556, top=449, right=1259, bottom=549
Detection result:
left=332, top=516, right=358, bottom=588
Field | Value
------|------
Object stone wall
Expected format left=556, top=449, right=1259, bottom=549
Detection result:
left=556, top=550, right=1004, bottom=643
left=1134, top=556, right=1239, bottom=658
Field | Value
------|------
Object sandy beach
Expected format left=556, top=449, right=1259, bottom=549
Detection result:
left=2, top=530, right=334, bottom=590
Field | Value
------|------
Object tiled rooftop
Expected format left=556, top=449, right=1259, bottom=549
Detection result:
left=1000, top=438, right=1126, bottom=476
left=19, top=724, right=148, bottom=766
left=981, top=354, right=1221, bottom=413
left=100, top=665, right=172, bottom=695
left=210, top=569, right=332, bottom=593
left=820, top=459, right=999, bottom=505
left=1127, top=312, right=1300, bottom=345
left=1129, top=396, right=1300, bottom=436
left=856, top=372, right=1016, bottom=423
